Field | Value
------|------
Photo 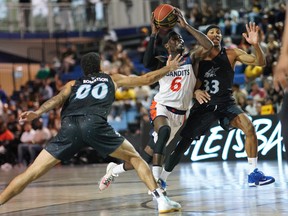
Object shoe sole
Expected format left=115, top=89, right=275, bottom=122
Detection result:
left=248, top=178, right=275, bottom=187
left=158, top=208, right=181, bottom=214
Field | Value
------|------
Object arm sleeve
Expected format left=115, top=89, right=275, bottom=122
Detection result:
left=143, top=35, right=160, bottom=70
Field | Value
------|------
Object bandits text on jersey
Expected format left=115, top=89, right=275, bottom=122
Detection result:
left=166, top=68, right=190, bottom=77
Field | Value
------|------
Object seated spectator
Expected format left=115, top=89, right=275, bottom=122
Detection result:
left=0, top=118, right=15, bottom=168
left=17, top=122, right=36, bottom=166
left=249, top=81, right=267, bottom=103
left=60, top=43, right=77, bottom=73
left=28, top=119, right=52, bottom=163
left=245, top=96, right=259, bottom=116
left=35, top=63, right=51, bottom=80
left=232, top=83, right=247, bottom=105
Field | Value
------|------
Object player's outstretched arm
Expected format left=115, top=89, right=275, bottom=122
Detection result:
left=174, top=7, right=213, bottom=52
left=235, top=22, right=266, bottom=67
left=112, top=54, right=182, bottom=88
left=19, top=81, right=75, bottom=122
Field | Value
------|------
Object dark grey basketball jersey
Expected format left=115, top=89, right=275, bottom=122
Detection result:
left=198, top=48, right=235, bottom=104
left=61, top=73, right=115, bottom=119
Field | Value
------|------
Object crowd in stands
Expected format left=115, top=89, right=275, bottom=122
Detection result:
left=0, top=0, right=286, bottom=169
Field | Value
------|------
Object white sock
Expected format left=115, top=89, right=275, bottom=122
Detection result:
left=152, top=188, right=165, bottom=199
left=159, top=168, right=171, bottom=182
left=152, top=166, right=162, bottom=180
left=248, top=157, right=258, bottom=174
left=112, top=163, right=126, bottom=176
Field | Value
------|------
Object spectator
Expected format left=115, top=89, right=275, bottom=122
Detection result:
left=232, top=83, right=247, bottom=105
left=35, top=63, right=51, bottom=80
left=0, top=85, right=8, bottom=104
left=0, top=118, right=15, bottom=168
left=28, top=119, right=52, bottom=164
left=249, top=81, right=267, bottom=103
left=19, top=0, right=31, bottom=32
left=85, top=0, right=96, bottom=31
left=245, top=96, right=258, bottom=116
left=17, top=122, right=36, bottom=166
left=57, top=0, right=74, bottom=32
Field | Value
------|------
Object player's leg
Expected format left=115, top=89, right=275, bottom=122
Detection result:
left=161, top=108, right=218, bottom=183
left=230, top=112, right=275, bottom=186
left=109, top=139, right=181, bottom=213
left=0, top=149, right=61, bottom=205
left=280, top=92, right=288, bottom=162
left=230, top=113, right=257, bottom=158
left=152, top=116, right=171, bottom=179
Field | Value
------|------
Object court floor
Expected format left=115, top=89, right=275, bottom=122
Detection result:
left=0, top=160, right=287, bottom=216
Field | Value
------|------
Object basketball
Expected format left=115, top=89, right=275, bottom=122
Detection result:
left=153, top=4, right=178, bottom=29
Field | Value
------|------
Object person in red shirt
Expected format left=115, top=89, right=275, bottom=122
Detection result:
left=250, top=81, right=267, bottom=102
left=0, top=119, right=15, bottom=166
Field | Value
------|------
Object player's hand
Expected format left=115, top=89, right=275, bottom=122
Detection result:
left=19, top=111, right=40, bottom=123
left=242, top=22, right=259, bottom=45
left=194, top=89, right=211, bottom=104
left=166, top=54, right=183, bottom=71
left=173, top=7, right=188, bottom=28
left=273, top=54, right=288, bottom=91
left=150, top=12, right=159, bottom=34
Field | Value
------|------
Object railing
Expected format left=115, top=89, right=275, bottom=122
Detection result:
left=0, top=0, right=280, bottom=38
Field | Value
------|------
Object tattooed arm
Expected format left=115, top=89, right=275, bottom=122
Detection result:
left=174, top=8, right=213, bottom=51
left=19, top=80, right=75, bottom=122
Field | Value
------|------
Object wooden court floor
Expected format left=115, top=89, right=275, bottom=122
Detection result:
left=0, top=160, right=287, bottom=216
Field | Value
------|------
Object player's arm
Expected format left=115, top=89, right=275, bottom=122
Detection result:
left=143, top=13, right=161, bottom=70
left=174, top=7, right=213, bottom=59
left=273, top=3, right=288, bottom=91
left=19, top=80, right=75, bottom=122
left=235, top=22, right=266, bottom=66
left=192, top=80, right=211, bottom=104
left=112, top=54, right=182, bottom=88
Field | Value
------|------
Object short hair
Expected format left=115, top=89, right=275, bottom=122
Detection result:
left=162, top=30, right=182, bottom=46
left=80, top=52, right=101, bottom=76
left=204, top=24, right=221, bottom=35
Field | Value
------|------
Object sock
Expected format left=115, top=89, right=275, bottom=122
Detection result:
left=248, top=157, right=258, bottom=174
left=152, top=166, right=162, bottom=180
left=152, top=188, right=165, bottom=199
left=159, top=168, right=171, bottom=182
left=112, top=163, right=126, bottom=176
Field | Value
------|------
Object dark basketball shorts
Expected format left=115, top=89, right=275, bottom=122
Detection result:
left=45, top=115, right=125, bottom=161
left=180, top=102, right=244, bottom=139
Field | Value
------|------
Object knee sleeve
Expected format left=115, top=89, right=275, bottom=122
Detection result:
left=154, top=125, right=171, bottom=155
left=147, top=137, right=155, bottom=150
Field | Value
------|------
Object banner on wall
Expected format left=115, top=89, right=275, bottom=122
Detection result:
left=165, top=115, right=284, bottom=162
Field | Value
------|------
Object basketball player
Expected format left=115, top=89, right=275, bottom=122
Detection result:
left=273, top=1, right=288, bottom=161
left=160, top=23, right=275, bottom=188
left=99, top=7, right=212, bottom=191
left=0, top=52, right=182, bottom=213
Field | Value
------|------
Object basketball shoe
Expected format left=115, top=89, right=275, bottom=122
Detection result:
left=99, top=162, right=118, bottom=191
left=248, top=168, right=275, bottom=187
left=153, top=189, right=181, bottom=213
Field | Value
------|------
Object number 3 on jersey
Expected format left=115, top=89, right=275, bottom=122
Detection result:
left=203, top=80, right=220, bottom=94
left=170, top=77, right=182, bottom=92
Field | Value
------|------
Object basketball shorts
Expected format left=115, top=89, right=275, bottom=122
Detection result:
left=180, top=102, right=244, bottom=139
left=150, top=100, right=188, bottom=145
left=45, top=115, right=125, bottom=161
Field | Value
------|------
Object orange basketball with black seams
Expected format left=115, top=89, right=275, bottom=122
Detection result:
left=153, top=4, right=178, bottom=29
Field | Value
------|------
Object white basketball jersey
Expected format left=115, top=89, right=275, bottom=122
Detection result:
left=154, top=56, right=196, bottom=110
